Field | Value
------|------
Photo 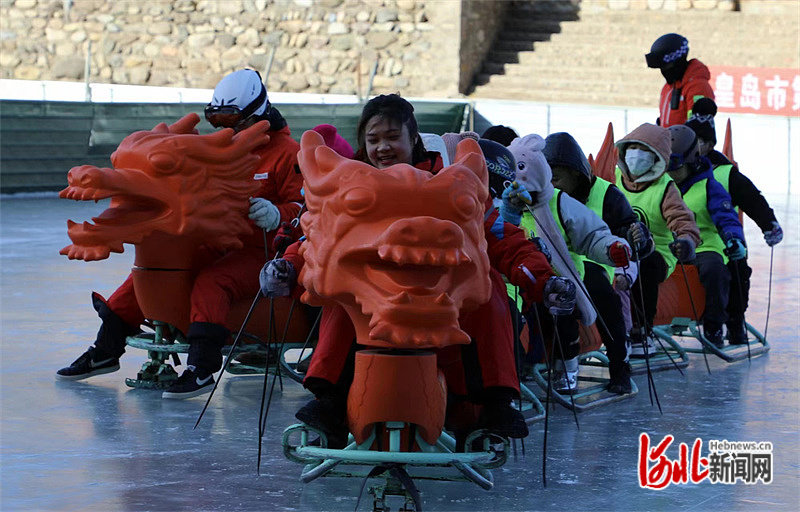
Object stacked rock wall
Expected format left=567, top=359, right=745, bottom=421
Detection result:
left=0, top=0, right=471, bottom=97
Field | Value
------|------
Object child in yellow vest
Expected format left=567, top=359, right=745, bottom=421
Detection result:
left=666, top=125, right=746, bottom=347
left=685, top=98, right=782, bottom=344
left=614, top=123, right=701, bottom=352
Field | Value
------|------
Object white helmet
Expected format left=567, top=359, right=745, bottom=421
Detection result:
left=205, top=69, right=268, bottom=128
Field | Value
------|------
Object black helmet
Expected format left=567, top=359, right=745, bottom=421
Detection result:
left=645, top=33, right=689, bottom=69
left=478, top=138, right=516, bottom=199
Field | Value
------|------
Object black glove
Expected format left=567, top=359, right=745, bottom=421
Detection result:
left=669, top=237, right=696, bottom=263
left=626, top=221, right=652, bottom=257
left=543, top=276, right=576, bottom=316
left=259, top=259, right=296, bottom=298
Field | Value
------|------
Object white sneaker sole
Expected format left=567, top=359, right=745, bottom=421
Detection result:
left=55, top=364, right=120, bottom=381
left=162, top=385, right=213, bottom=399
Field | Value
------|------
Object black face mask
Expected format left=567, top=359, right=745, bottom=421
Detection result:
left=660, top=58, right=688, bottom=84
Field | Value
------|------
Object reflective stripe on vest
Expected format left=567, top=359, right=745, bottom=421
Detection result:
left=584, top=178, right=616, bottom=283
left=615, top=167, right=678, bottom=277
left=680, top=177, right=729, bottom=263
left=519, top=190, right=586, bottom=279
left=712, top=163, right=740, bottom=214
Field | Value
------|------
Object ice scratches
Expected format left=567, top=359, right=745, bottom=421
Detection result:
left=556, top=471, right=579, bottom=484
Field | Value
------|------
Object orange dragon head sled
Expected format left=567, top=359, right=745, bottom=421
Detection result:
left=59, top=114, right=307, bottom=373
left=297, top=130, right=492, bottom=444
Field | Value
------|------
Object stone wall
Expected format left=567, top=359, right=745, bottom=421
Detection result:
left=0, top=0, right=465, bottom=98
left=581, top=0, right=800, bottom=12
left=459, top=0, right=507, bottom=95
left=580, top=0, right=739, bottom=10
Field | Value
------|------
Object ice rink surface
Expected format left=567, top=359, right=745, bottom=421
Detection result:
left=1, top=193, right=798, bottom=511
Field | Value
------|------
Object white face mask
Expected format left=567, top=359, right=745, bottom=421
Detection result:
left=625, top=149, right=656, bottom=176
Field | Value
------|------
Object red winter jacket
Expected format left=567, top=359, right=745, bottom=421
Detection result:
left=658, top=59, right=715, bottom=128
left=241, top=126, right=304, bottom=250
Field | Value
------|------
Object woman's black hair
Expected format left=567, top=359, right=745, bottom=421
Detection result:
left=354, top=94, right=429, bottom=166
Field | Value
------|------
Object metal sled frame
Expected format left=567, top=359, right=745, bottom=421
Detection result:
left=518, top=383, right=546, bottom=424
left=583, top=328, right=690, bottom=376
left=283, top=421, right=507, bottom=509
left=529, top=350, right=639, bottom=412
left=653, top=318, right=769, bottom=363
left=124, top=321, right=187, bottom=389
left=124, top=321, right=308, bottom=389
left=222, top=341, right=311, bottom=384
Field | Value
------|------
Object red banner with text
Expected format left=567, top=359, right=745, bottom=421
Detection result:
left=709, top=66, right=800, bottom=117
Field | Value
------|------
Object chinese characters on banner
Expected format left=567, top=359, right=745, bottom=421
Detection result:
left=710, top=66, right=800, bottom=116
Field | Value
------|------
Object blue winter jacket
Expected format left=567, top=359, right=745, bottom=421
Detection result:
left=676, top=158, right=745, bottom=242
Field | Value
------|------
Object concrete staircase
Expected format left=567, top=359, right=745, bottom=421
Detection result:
left=469, top=0, right=800, bottom=107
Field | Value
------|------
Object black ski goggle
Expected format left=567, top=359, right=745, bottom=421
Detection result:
left=204, top=105, right=246, bottom=128
left=204, top=85, right=268, bottom=129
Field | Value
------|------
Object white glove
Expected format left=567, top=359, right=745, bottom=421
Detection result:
left=248, top=197, right=280, bottom=231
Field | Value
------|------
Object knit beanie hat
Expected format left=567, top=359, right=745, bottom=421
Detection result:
left=481, top=125, right=519, bottom=147
left=685, top=97, right=717, bottom=144
left=312, top=123, right=355, bottom=159
left=478, top=138, right=515, bottom=199
left=441, top=131, right=479, bottom=164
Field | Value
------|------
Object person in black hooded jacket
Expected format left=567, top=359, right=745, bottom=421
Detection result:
left=543, top=132, right=653, bottom=394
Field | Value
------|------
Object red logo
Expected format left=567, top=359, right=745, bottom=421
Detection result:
left=638, top=433, right=709, bottom=489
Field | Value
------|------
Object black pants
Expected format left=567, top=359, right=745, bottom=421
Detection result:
left=528, top=304, right=581, bottom=362
left=726, top=258, right=752, bottom=323
left=631, top=251, right=668, bottom=331
left=584, top=262, right=627, bottom=365
left=692, top=251, right=731, bottom=330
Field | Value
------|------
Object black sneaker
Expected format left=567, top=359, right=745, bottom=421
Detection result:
left=56, top=346, right=120, bottom=381
left=607, top=362, right=633, bottom=395
left=161, top=367, right=214, bottom=399
left=295, top=397, right=348, bottom=449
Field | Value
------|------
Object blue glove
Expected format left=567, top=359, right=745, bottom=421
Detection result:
left=248, top=197, right=281, bottom=231
left=500, top=182, right=532, bottom=226
left=763, top=221, right=783, bottom=247
left=259, top=259, right=296, bottom=297
left=543, top=276, right=576, bottom=316
left=725, top=238, right=747, bottom=261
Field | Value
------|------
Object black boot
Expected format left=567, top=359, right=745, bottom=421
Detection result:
left=477, top=386, right=528, bottom=439
left=295, top=377, right=349, bottom=449
left=606, top=360, right=632, bottom=395
left=726, top=318, right=748, bottom=345
left=703, top=322, right=725, bottom=348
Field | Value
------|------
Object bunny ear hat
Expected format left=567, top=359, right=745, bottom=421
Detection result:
left=509, top=134, right=597, bottom=327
